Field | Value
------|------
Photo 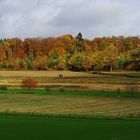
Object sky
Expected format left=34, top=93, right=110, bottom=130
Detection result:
left=0, top=0, right=140, bottom=39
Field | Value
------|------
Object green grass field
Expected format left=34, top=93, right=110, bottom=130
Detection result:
left=0, top=115, right=140, bottom=140
left=0, top=89, right=140, bottom=98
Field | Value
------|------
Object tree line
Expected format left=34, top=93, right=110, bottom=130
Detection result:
left=0, top=33, right=140, bottom=71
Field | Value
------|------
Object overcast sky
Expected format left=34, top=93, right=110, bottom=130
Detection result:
left=0, top=0, right=140, bottom=39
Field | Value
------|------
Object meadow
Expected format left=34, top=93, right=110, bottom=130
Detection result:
left=0, top=91, right=140, bottom=119
left=0, top=71, right=139, bottom=140
left=0, top=71, right=140, bottom=119
left=0, top=71, right=140, bottom=91
left=0, top=115, right=140, bottom=140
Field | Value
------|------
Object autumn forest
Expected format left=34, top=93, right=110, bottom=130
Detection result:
left=0, top=33, right=140, bottom=71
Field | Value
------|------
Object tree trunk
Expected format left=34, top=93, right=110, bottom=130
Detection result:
left=110, top=66, right=112, bottom=72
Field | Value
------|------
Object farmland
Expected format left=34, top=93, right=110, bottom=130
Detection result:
left=0, top=93, right=140, bottom=118
left=0, top=70, right=139, bottom=140
left=1, top=1, right=140, bottom=139
left=0, top=71, right=140, bottom=118
left=0, top=115, right=140, bottom=140
left=0, top=71, right=140, bottom=91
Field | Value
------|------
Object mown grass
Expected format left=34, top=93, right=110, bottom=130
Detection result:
left=0, top=92, right=140, bottom=119
left=0, top=71, right=139, bottom=92
left=0, top=115, right=140, bottom=140
left=0, top=70, right=93, bottom=77
left=0, top=89, right=140, bottom=99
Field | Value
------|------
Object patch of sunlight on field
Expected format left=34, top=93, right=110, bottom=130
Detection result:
left=0, top=71, right=93, bottom=77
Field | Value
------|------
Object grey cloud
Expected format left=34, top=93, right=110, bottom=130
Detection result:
left=0, top=0, right=63, bottom=38
left=50, top=0, right=140, bottom=38
left=0, top=0, right=140, bottom=39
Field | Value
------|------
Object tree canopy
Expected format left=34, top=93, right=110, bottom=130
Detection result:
left=0, top=33, right=140, bottom=71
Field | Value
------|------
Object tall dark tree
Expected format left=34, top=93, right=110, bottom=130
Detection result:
left=76, top=32, right=86, bottom=52
left=76, top=32, right=83, bottom=41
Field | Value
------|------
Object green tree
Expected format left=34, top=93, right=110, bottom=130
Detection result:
left=68, top=53, right=84, bottom=71
left=128, top=47, right=140, bottom=70
left=117, top=54, right=128, bottom=69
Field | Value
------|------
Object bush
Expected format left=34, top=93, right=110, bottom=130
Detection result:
left=0, top=85, right=8, bottom=90
left=93, top=66, right=102, bottom=72
left=59, top=88, right=64, bottom=93
left=45, top=86, right=50, bottom=92
left=117, top=88, right=121, bottom=97
left=21, top=77, right=38, bottom=90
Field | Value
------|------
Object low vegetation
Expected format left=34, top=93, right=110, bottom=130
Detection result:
left=0, top=89, right=140, bottom=98
left=21, top=77, right=38, bottom=90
